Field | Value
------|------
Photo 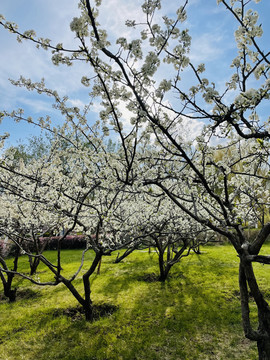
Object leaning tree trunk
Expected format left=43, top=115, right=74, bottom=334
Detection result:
left=29, top=237, right=48, bottom=275
left=29, top=257, right=40, bottom=276
left=157, top=248, right=166, bottom=282
left=258, top=338, right=270, bottom=360
left=239, top=260, right=270, bottom=359
left=49, top=250, right=103, bottom=322
left=0, top=246, right=20, bottom=302
left=0, top=270, right=17, bottom=302
left=158, top=249, right=172, bottom=282
left=193, top=245, right=201, bottom=254
left=82, top=251, right=103, bottom=321
left=115, top=246, right=136, bottom=263
left=158, top=265, right=171, bottom=282
left=4, top=273, right=17, bottom=302
left=157, top=242, right=187, bottom=282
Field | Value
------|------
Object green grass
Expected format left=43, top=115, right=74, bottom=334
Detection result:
left=0, top=244, right=266, bottom=359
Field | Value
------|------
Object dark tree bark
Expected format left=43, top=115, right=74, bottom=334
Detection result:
left=157, top=248, right=166, bottom=282
left=82, top=251, right=102, bottom=321
left=156, top=239, right=187, bottom=282
left=29, top=257, right=41, bottom=276
left=40, top=247, right=103, bottom=322
left=1, top=270, right=17, bottom=302
left=238, top=225, right=270, bottom=359
left=115, top=246, right=137, bottom=263
left=239, top=260, right=270, bottom=359
left=96, top=258, right=102, bottom=275
left=193, top=245, right=201, bottom=254
left=26, top=233, right=49, bottom=275
left=0, top=246, right=20, bottom=302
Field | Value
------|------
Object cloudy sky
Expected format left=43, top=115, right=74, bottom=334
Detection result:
left=0, top=0, right=269, bottom=146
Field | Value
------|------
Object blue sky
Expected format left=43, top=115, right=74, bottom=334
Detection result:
left=0, top=0, right=269, bottom=147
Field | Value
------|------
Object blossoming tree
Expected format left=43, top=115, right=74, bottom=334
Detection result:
left=113, top=169, right=212, bottom=281
left=1, top=0, right=270, bottom=357
left=0, top=132, right=142, bottom=320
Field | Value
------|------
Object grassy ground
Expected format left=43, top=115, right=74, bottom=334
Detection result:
left=1, top=243, right=267, bottom=359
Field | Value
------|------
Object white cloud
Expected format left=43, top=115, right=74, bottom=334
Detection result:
left=67, top=99, right=86, bottom=109
left=17, top=96, right=53, bottom=114
left=181, top=116, right=204, bottom=141
left=0, top=1, right=86, bottom=104
left=189, top=32, right=226, bottom=63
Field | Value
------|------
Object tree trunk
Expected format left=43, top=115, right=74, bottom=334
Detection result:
left=0, top=268, right=16, bottom=302
left=51, top=250, right=102, bottom=322
left=257, top=339, right=270, bottom=360
left=96, top=258, right=102, bottom=275
left=114, top=247, right=136, bottom=263
left=256, top=303, right=270, bottom=359
left=158, top=266, right=171, bottom=282
left=82, top=251, right=102, bottom=321
left=158, top=249, right=172, bottom=282
left=193, top=245, right=201, bottom=254
left=3, top=277, right=17, bottom=302
left=239, top=259, right=270, bottom=359
left=83, top=299, right=93, bottom=321
left=29, top=257, right=40, bottom=275
left=158, top=249, right=166, bottom=281
left=167, top=244, right=171, bottom=263
left=1, top=246, right=20, bottom=302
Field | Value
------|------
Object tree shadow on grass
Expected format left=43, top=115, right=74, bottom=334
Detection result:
left=0, top=249, right=257, bottom=360
left=52, top=303, right=118, bottom=322
left=0, top=287, right=41, bottom=303
left=89, top=251, right=255, bottom=359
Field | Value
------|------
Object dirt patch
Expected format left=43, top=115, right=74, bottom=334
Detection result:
left=138, top=272, right=159, bottom=282
left=16, top=288, right=41, bottom=300
left=0, top=288, right=40, bottom=302
left=52, top=303, right=118, bottom=321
